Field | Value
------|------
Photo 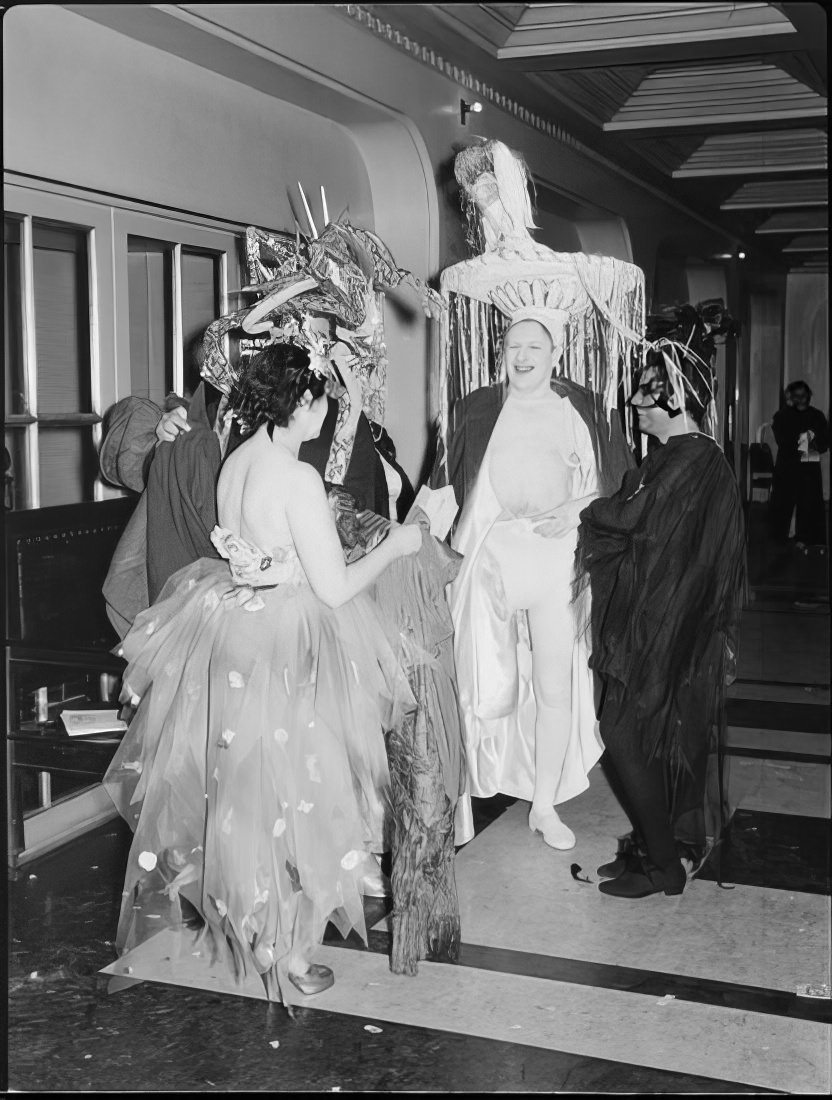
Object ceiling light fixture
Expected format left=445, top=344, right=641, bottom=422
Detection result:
left=460, top=99, right=483, bottom=125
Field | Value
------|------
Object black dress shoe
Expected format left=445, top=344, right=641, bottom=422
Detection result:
left=596, top=833, right=641, bottom=879
left=598, top=858, right=686, bottom=899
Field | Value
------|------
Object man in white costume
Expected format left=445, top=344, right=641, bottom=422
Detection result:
left=432, top=140, right=642, bottom=849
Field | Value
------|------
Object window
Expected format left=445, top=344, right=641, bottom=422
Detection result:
left=4, top=180, right=241, bottom=510
left=4, top=215, right=99, bottom=509
left=126, top=238, right=223, bottom=401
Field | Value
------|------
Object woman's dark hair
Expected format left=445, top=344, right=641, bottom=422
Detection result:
left=231, top=343, right=327, bottom=435
left=786, top=380, right=812, bottom=400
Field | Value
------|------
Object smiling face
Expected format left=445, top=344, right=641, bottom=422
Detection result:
left=502, top=320, right=557, bottom=396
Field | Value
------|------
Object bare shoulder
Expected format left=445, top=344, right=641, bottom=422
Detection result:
left=282, top=461, right=327, bottom=516
left=288, top=460, right=325, bottom=494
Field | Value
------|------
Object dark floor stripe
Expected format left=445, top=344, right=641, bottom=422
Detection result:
left=327, top=925, right=832, bottom=1026
left=8, top=979, right=780, bottom=1094
left=735, top=677, right=829, bottom=691
left=697, top=809, right=831, bottom=897
left=725, top=746, right=832, bottom=764
left=727, top=698, right=830, bottom=733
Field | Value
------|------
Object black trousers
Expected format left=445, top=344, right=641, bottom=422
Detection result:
left=770, top=461, right=827, bottom=545
left=599, top=682, right=708, bottom=872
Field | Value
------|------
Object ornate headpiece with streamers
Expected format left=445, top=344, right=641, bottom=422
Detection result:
left=199, top=184, right=440, bottom=483
left=641, top=300, right=738, bottom=442
left=439, top=141, right=645, bottom=469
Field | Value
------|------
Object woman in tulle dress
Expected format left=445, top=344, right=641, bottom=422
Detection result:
left=104, top=343, right=420, bottom=1004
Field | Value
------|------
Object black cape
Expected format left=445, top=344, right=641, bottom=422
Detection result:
left=576, top=432, right=746, bottom=775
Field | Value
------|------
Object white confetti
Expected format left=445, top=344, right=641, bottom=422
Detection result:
left=297, top=800, right=314, bottom=814
left=122, top=761, right=142, bottom=774
left=28, top=874, right=37, bottom=881
left=283, top=667, right=291, bottom=695
left=221, top=728, right=236, bottom=747
left=509, top=1025, right=522, bottom=1030
left=272, top=818, right=287, bottom=838
left=84, top=1054, right=92, bottom=1060
left=363, top=1025, right=383, bottom=1034
left=212, top=767, right=220, bottom=782
left=216, top=899, right=228, bottom=917
left=273, top=728, right=288, bottom=745
left=228, top=670, right=245, bottom=689
left=307, top=720, right=315, bottom=729
left=305, top=754, right=322, bottom=783
left=269, top=1040, right=280, bottom=1049
left=29, top=971, right=38, bottom=979
left=145, top=620, right=157, bottom=636
left=137, top=851, right=157, bottom=872
left=656, top=994, right=676, bottom=1006
left=130, top=694, right=141, bottom=707
left=340, top=850, right=362, bottom=870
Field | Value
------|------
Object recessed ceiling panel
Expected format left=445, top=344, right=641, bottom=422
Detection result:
left=782, top=233, right=828, bottom=252
left=605, top=61, right=826, bottom=131
left=673, top=129, right=827, bottom=177
left=722, top=179, right=829, bottom=208
left=499, top=2, right=794, bottom=59
left=756, top=210, right=828, bottom=234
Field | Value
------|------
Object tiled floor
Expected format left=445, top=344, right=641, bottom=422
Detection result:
left=7, top=508, right=831, bottom=1093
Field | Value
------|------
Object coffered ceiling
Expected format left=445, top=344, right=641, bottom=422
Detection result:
left=385, top=2, right=828, bottom=272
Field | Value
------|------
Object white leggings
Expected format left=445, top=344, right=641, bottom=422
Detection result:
left=486, top=519, right=577, bottom=809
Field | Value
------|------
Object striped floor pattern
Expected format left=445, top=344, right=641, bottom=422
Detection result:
left=101, top=666, right=831, bottom=1093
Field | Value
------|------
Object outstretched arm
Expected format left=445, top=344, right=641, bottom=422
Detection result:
left=287, top=464, right=420, bottom=608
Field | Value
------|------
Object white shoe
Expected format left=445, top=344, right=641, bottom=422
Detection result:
left=529, top=808, right=576, bottom=851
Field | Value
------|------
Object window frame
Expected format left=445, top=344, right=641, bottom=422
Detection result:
left=4, top=179, right=243, bottom=508
left=4, top=187, right=113, bottom=508
left=113, top=209, right=236, bottom=404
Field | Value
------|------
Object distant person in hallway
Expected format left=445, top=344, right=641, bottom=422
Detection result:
left=769, top=381, right=828, bottom=552
left=576, top=322, right=746, bottom=899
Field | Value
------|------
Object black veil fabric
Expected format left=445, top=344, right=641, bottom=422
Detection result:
left=576, top=433, right=746, bottom=846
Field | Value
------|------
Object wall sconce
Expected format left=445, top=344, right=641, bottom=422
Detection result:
left=460, top=99, right=483, bottom=125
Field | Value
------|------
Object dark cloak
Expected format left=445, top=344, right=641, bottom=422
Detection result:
left=576, top=432, right=746, bottom=777
left=146, top=384, right=222, bottom=603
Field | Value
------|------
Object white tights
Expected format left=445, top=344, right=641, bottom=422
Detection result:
left=487, top=519, right=576, bottom=813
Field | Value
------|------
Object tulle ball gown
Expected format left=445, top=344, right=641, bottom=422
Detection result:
left=104, top=526, right=415, bottom=1002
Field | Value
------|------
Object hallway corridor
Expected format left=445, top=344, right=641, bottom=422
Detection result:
left=8, top=515, right=830, bottom=1093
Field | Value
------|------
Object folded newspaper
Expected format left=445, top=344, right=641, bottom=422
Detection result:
left=404, top=485, right=459, bottom=541
left=61, top=709, right=128, bottom=737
